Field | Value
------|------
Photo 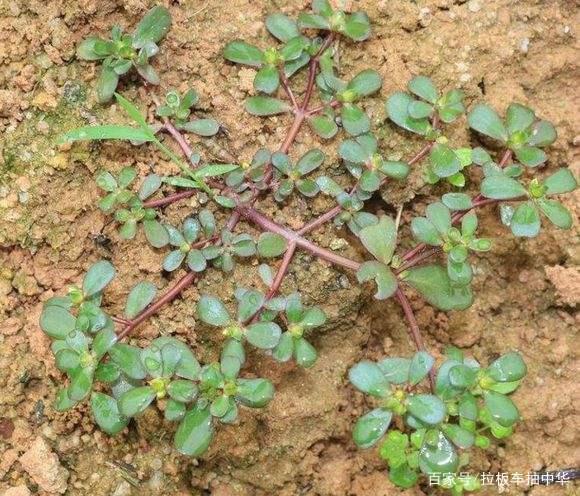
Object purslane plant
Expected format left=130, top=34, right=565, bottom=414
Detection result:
left=77, top=6, right=171, bottom=102
left=40, top=1, right=577, bottom=490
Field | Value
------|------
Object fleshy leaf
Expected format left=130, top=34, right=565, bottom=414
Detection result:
left=353, top=408, right=392, bottom=448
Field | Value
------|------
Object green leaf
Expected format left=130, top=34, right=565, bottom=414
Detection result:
left=515, top=146, right=547, bottom=167
left=163, top=250, right=186, bottom=272
left=246, top=322, right=282, bottom=349
left=198, top=295, right=230, bottom=327
left=272, top=332, right=293, bottom=362
left=408, top=76, right=438, bottom=104
left=308, top=115, right=338, bottom=139
left=353, top=408, right=392, bottom=448
left=378, top=358, right=411, bottom=384
left=510, top=202, right=540, bottom=237
left=408, top=100, right=433, bottom=119
left=265, top=13, right=300, bottom=42
left=97, top=65, right=119, bottom=103
left=419, top=430, right=458, bottom=475
left=343, top=12, right=371, bottom=41
left=167, top=380, right=198, bottom=403
left=223, top=40, right=263, bottom=67
left=55, top=349, right=80, bottom=371
left=403, top=264, right=473, bottom=311
left=409, top=351, right=435, bottom=386
left=133, top=6, right=171, bottom=48
left=59, top=125, right=154, bottom=144
left=339, top=139, right=367, bottom=163
left=430, top=143, right=461, bottom=178
left=254, top=65, right=280, bottom=94
left=180, top=119, right=220, bottom=137
left=356, top=261, right=398, bottom=300
left=386, top=92, right=430, bottom=135
left=40, top=305, right=76, bottom=339
left=138, top=174, right=162, bottom=200
left=379, top=160, right=409, bottom=180
left=442, top=424, right=474, bottom=449
left=297, top=149, right=325, bottom=175
left=538, top=199, right=572, bottom=229
left=246, top=96, right=290, bottom=116
left=187, top=250, right=207, bottom=272
left=68, top=367, right=94, bottom=401
left=297, top=12, right=330, bottom=30
left=347, top=69, right=382, bottom=98
left=438, top=89, right=465, bottom=123
left=480, top=175, right=527, bottom=199
left=77, top=37, right=107, bottom=60
left=483, top=391, right=520, bottom=427
left=83, top=260, right=115, bottom=297
left=349, top=360, right=390, bottom=397
left=543, top=168, right=577, bottom=196
left=426, top=202, right=451, bottom=235
left=528, top=120, right=557, bottom=147
left=220, top=338, right=245, bottom=378
left=487, top=352, right=527, bottom=383
left=407, top=394, right=446, bottom=425
left=174, top=405, right=214, bottom=456
left=96, top=171, right=118, bottom=192
left=92, top=328, right=118, bottom=359
left=389, top=464, right=419, bottom=489
left=468, top=104, right=508, bottom=142
left=379, top=430, right=409, bottom=467
left=442, top=193, right=472, bottom=211
left=411, top=217, right=441, bottom=246
left=294, top=338, right=318, bottom=368
left=505, top=103, right=535, bottom=135
left=118, top=386, right=156, bottom=417
left=236, top=378, right=275, bottom=407
left=193, top=163, right=238, bottom=179
left=143, top=219, right=169, bottom=248
left=257, top=232, right=287, bottom=257
left=341, top=103, right=370, bottom=136
left=91, top=392, right=128, bottom=435
left=165, top=399, right=186, bottom=422
left=358, top=215, right=397, bottom=265
left=125, top=281, right=157, bottom=318
left=109, top=343, right=147, bottom=380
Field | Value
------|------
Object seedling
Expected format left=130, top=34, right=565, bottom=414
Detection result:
left=77, top=6, right=171, bottom=102
left=41, top=1, right=577, bottom=490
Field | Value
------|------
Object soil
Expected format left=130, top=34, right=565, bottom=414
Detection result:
left=0, top=0, right=579, bottom=495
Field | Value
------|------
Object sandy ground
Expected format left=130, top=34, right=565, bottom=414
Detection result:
left=0, top=0, right=579, bottom=494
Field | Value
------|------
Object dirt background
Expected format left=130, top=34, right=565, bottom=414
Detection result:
left=0, top=0, right=579, bottom=494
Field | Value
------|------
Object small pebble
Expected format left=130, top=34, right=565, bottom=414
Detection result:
left=520, top=38, right=530, bottom=53
left=468, top=0, right=482, bottom=13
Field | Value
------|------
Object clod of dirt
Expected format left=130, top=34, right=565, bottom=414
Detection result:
left=545, top=265, right=580, bottom=307
left=1, top=486, right=32, bottom=496
left=18, top=437, right=69, bottom=494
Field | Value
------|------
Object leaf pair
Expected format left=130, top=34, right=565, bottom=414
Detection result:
left=468, top=103, right=557, bottom=167
left=271, top=293, right=326, bottom=368
left=481, top=167, right=577, bottom=237
left=298, top=1, right=371, bottom=42
left=197, top=290, right=282, bottom=351
left=339, top=133, right=409, bottom=192
left=272, top=149, right=325, bottom=201
left=386, top=76, right=465, bottom=137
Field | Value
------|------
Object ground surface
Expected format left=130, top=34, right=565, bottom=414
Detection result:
left=0, top=0, right=579, bottom=495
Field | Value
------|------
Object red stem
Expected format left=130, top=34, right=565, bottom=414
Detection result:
left=236, top=205, right=360, bottom=271
left=118, top=271, right=197, bottom=340
left=395, top=288, right=436, bottom=391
